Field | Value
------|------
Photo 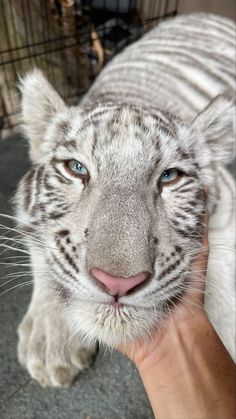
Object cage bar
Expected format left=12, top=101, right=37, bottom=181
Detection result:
left=0, top=0, right=178, bottom=138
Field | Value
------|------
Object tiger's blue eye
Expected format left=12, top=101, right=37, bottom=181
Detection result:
left=66, top=160, right=89, bottom=177
left=160, top=168, right=179, bottom=184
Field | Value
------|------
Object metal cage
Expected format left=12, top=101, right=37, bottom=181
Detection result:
left=0, top=0, right=179, bottom=138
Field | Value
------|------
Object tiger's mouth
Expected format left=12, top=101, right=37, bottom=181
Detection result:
left=98, top=278, right=187, bottom=316
left=110, top=295, right=124, bottom=309
left=111, top=302, right=124, bottom=309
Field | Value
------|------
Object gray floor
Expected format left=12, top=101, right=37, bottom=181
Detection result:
left=0, top=134, right=153, bottom=419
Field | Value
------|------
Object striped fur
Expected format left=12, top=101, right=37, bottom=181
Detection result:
left=83, top=14, right=235, bottom=118
left=16, top=14, right=235, bottom=387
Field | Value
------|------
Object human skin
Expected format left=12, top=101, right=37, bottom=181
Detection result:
left=119, top=220, right=236, bottom=419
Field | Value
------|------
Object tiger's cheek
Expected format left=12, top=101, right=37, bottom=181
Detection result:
left=158, top=185, right=204, bottom=245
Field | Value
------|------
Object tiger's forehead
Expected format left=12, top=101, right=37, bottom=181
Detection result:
left=46, top=103, right=196, bottom=176
left=52, top=102, right=177, bottom=147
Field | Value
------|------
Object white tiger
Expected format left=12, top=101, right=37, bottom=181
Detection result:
left=15, top=13, right=235, bottom=388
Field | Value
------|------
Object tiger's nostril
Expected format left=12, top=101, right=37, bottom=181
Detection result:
left=90, top=268, right=150, bottom=296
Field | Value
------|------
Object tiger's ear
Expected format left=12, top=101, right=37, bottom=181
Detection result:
left=19, top=69, right=66, bottom=161
left=192, top=95, right=235, bottom=164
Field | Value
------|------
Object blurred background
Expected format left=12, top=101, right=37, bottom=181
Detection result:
left=0, top=0, right=235, bottom=139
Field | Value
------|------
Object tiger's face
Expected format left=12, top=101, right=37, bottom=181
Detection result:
left=16, top=70, right=234, bottom=346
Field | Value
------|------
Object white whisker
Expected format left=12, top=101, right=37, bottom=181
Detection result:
left=0, top=281, right=34, bottom=297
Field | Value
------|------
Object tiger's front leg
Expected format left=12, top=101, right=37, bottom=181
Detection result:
left=17, top=286, right=95, bottom=388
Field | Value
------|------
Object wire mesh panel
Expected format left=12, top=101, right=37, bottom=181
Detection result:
left=0, top=0, right=178, bottom=138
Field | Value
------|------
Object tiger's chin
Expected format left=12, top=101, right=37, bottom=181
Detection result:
left=65, top=299, right=163, bottom=348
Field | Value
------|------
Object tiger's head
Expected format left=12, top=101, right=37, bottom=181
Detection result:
left=16, top=70, right=235, bottom=346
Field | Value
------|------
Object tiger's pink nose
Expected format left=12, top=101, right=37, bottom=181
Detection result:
left=90, top=268, right=150, bottom=296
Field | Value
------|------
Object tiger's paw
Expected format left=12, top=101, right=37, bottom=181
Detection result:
left=17, top=302, right=95, bottom=388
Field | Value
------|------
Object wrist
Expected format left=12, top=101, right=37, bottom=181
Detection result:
left=135, top=313, right=223, bottom=419
left=136, top=311, right=210, bottom=377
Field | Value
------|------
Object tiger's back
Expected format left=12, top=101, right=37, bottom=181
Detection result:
left=83, top=13, right=235, bottom=119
